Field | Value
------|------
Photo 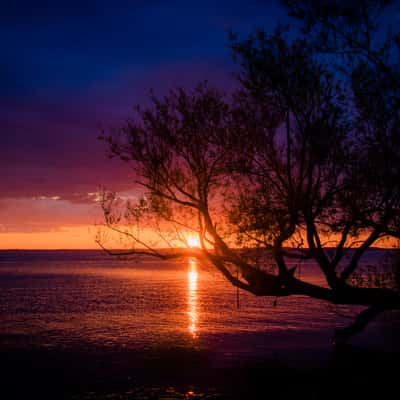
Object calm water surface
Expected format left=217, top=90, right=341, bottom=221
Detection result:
left=0, top=250, right=398, bottom=363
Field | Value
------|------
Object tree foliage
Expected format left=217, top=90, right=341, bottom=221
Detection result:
left=99, top=0, right=400, bottom=344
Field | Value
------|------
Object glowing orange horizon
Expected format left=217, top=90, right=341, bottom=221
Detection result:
left=0, top=226, right=100, bottom=250
left=0, top=225, right=398, bottom=250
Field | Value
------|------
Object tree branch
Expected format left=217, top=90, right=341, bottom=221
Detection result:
left=339, top=228, right=382, bottom=284
left=331, top=305, right=384, bottom=346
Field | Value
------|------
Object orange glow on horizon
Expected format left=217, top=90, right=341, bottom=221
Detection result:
left=0, top=226, right=100, bottom=250
left=0, top=224, right=398, bottom=250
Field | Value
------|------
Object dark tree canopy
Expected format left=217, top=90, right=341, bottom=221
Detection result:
left=99, top=0, right=400, bottom=345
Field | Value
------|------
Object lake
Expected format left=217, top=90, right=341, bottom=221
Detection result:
left=1, top=250, right=398, bottom=359
left=0, top=250, right=399, bottom=399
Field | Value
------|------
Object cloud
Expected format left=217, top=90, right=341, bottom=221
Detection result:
left=0, top=197, right=102, bottom=233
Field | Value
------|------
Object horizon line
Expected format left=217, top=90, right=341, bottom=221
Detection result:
left=0, top=246, right=397, bottom=251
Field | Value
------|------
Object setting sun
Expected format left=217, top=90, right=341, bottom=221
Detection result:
left=186, top=236, right=201, bottom=248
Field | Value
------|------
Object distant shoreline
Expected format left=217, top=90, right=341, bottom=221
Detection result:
left=0, top=246, right=398, bottom=252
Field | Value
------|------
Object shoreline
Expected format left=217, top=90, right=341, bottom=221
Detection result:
left=1, top=340, right=398, bottom=399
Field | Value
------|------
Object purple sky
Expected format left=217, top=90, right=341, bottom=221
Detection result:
left=1, top=0, right=287, bottom=244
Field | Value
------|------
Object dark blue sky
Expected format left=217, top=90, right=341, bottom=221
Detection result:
left=2, top=0, right=284, bottom=99
left=1, top=0, right=287, bottom=241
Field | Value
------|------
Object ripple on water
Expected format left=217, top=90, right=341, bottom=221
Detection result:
left=0, top=250, right=398, bottom=356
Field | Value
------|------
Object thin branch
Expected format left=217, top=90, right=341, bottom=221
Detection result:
left=339, top=228, right=382, bottom=284
left=332, top=305, right=384, bottom=346
left=100, top=223, right=165, bottom=258
left=331, top=222, right=352, bottom=269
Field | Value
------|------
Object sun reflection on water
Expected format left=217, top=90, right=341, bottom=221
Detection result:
left=187, top=257, right=198, bottom=339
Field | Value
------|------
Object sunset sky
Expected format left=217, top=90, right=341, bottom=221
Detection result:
left=1, top=0, right=287, bottom=249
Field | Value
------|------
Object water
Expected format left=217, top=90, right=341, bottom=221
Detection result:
left=0, top=250, right=398, bottom=364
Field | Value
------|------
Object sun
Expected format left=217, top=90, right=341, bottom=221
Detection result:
left=186, top=236, right=201, bottom=248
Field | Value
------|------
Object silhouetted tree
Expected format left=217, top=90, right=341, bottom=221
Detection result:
left=99, top=0, right=400, bottom=345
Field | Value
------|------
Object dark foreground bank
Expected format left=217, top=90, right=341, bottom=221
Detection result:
left=1, top=341, right=398, bottom=400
